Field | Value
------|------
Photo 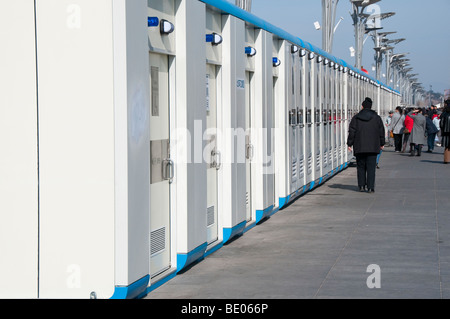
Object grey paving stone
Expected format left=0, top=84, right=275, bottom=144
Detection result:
left=145, top=149, right=450, bottom=299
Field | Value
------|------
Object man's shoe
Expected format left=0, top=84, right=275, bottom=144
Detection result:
left=359, top=186, right=366, bottom=192
left=367, top=189, right=375, bottom=194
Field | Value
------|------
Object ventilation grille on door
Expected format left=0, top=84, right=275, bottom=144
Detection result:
left=246, top=192, right=249, bottom=208
left=150, top=227, right=166, bottom=256
left=207, top=206, right=215, bottom=227
left=291, top=160, right=297, bottom=179
left=299, top=159, right=304, bottom=177
left=307, top=156, right=312, bottom=171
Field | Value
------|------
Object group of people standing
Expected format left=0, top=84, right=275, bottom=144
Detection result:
left=347, top=98, right=450, bottom=194
left=388, top=100, right=450, bottom=162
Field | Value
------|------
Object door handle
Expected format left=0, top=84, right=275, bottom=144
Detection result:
left=246, top=144, right=254, bottom=160
left=162, top=159, right=174, bottom=184
left=213, top=150, right=222, bottom=170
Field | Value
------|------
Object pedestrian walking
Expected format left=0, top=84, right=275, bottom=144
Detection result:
left=347, top=97, right=385, bottom=193
left=402, top=108, right=414, bottom=153
left=408, top=107, right=427, bottom=157
left=385, top=111, right=394, bottom=147
left=440, top=100, right=450, bottom=164
left=425, top=113, right=439, bottom=153
left=389, top=106, right=405, bottom=152
left=434, top=114, right=441, bottom=147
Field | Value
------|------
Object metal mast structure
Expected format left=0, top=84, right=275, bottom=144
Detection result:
left=321, top=0, right=340, bottom=53
left=235, top=0, right=252, bottom=12
left=350, top=0, right=381, bottom=70
left=362, top=12, right=395, bottom=80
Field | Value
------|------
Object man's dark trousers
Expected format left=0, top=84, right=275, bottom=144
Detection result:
left=393, top=134, right=403, bottom=152
left=427, top=133, right=436, bottom=151
left=356, top=153, right=378, bottom=190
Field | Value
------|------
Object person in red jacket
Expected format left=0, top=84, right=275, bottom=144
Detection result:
left=402, top=108, right=414, bottom=153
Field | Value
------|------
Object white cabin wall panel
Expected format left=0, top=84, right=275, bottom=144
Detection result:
left=221, top=15, right=247, bottom=229
left=252, top=28, right=265, bottom=211
left=36, top=0, right=117, bottom=298
left=0, top=0, right=39, bottom=298
left=265, top=37, right=276, bottom=208
left=113, top=0, right=151, bottom=287
left=174, top=0, right=207, bottom=253
left=274, top=41, right=288, bottom=202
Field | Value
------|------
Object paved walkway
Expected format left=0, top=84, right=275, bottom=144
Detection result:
left=146, top=146, right=450, bottom=299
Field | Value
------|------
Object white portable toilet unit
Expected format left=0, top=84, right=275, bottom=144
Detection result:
left=248, top=28, right=276, bottom=225
left=313, top=54, right=323, bottom=186
left=211, top=11, right=248, bottom=246
left=281, top=42, right=305, bottom=207
left=0, top=0, right=154, bottom=299
left=303, top=50, right=314, bottom=189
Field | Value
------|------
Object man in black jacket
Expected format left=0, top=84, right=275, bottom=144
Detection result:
left=347, top=98, right=385, bottom=193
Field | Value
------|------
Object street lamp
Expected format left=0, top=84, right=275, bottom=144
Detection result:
left=235, top=0, right=252, bottom=12
left=429, top=85, right=433, bottom=107
left=373, top=45, right=393, bottom=80
left=350, top=0, right=382, bottom=69
left=321, top=0, right=341, bottom=53
left=388, top=52, right=409, bottom=85
left=382, top=38, right=406, bottom=45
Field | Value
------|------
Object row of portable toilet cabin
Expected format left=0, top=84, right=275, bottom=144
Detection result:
left=0, top=0, right=401, bottom=298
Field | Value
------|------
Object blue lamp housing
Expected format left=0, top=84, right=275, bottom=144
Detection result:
left=245, top=46, right=257, bottom=57
left=206, top=33, right=223, bottom=45
left=148, top=17, right=159, bottom=27
left=273, top=57, right=281, bottom=67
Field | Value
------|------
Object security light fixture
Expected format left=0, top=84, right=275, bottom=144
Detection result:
left=245, top=46, right=257, bottom=57
left=273, top=57, right=281, bottom=67
left=206, top=33, right=223, bottom=45
left=160, top=19, right=174, bottom=34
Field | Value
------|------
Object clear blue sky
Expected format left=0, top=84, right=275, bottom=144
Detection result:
left=227, top=0, right=450, bottom=95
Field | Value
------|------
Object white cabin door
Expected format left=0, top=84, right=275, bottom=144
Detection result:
left=206, top=64, right=219, bottom=244
left=245, top=71, right=253, bottom=221
left=149, top=52, right=172, bottom=277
